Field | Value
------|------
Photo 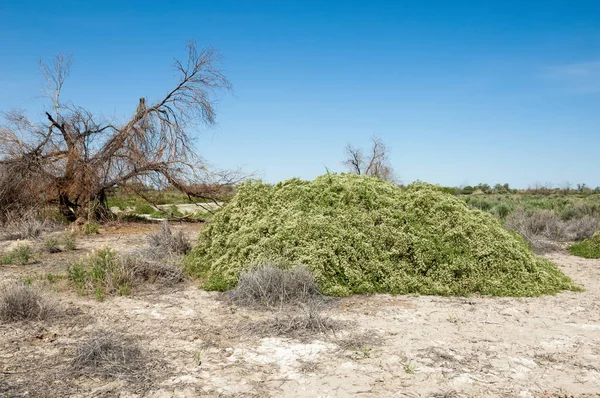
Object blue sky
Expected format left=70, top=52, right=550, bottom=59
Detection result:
left=1, top=0, right=599, bottom=188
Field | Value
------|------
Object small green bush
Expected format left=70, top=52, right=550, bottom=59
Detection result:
left=466, top=197, right=494, bottom=212
left=43, top=233, right=76, bottom=253
left=492, top=203, right=513, bottom=219
left=62, top=233, right=77, bottom=251
left=0, top=253, right=12, bottom=265
left=187, top=174, right=579, bottom=297
left=44, top=238, right=62, bottom=253
left=84, top=222, right=100, bottom=235
left=0, top=243, right=35, bottom=265
left=15, top=244, right=33, bottom=264
left=68, top=246, right=132, bottom=300
left=67, top=246, right=183, bottom=300
left=569, top=233, right=600, bottom=259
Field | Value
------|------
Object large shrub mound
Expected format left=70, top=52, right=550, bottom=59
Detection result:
left=187, top=174, right=579, bottom=296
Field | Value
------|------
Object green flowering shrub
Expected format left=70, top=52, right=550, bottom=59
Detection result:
left=187, top=174, right=580, bottom=296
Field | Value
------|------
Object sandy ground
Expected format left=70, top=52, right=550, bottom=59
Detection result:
left=1, top=223, right=599, bottom=397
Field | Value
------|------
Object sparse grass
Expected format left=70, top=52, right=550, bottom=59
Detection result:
left=337, top=330, right=384, bottom=353
left=43, top=272, right=65, bottom=284
left=43, top=237, right=62, bottom=253
left=67, top=245, right=183, bottom=300
left=62, top=233, right=77, bottom=251
left=403, top=362, right=416, bottom=374
left=71, top=331, right=147, bottom=381
left=0, top=283, right=57, bottom=322
left=43, top=233, right=76, bottom=253
left=68, top=246, right=132, bottom=300
left=0, top=242, right=35, bottom=265
left=146, top=221, right=191, bottom=258
left=0, top=252, right=12, bottom=265
left=84, top=222, right=100, bottom=234
left=225, top=262, right=323, bottom=309
left=190, top=210, right=212, bottom=220
left=337, top=330, right=383, bottom=350
left=569, top=233, right=600, bottom=259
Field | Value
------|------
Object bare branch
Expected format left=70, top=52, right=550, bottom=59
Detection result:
left=342, top=136, right=397, bottom=183
left=1, top=42, right=242, bottom=221
left=40, top=54, right=72, bottom=119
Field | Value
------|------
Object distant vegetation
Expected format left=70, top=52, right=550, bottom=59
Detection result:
left=449, top=185, right=600, bottom=253
left=447, top=182, right=600, bottom=196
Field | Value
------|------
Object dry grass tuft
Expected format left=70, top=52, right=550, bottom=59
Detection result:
left=336, top=330, right=384, bottom=351
left=562, top=216, right=600, bottom=241
left=227, top=263, right=323, bottom=309
left=147, top=221, right=191, bottom=258
left=1, top=212, right=47, bottom=241
left=18, top=213, right=47, bottom=240
left=297, top=359, right=321, bottom=373
left=124, top=255, right=184, bottom=285
left=0, top=283, right=57, bottom=322
left=241, top=300, right=338, bottom=339
left=71, top=331, right=147, bottom=380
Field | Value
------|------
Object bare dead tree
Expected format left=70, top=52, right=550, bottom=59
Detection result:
left=0, top=41, right=243, bottom=221
left=342, top=136, right=397, bottom=183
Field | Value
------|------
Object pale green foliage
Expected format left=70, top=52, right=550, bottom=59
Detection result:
left=0, top=242, right=35, bottom=265
left=68, top=245, right=184, bottom=300
left=187, top=174, right=580, bottom=296
left=43, top=233, right=76, bottom=253
left=68, top=246, right=133, bottom=300
left=84, top=222, right=99, bottom=235
left=569, top=232, right=600, bottom=259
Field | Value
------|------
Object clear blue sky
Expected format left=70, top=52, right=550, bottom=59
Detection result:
left=1, top=0, right=599, bottom=188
